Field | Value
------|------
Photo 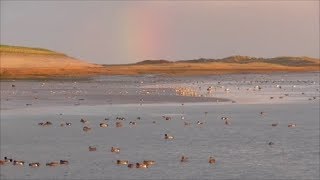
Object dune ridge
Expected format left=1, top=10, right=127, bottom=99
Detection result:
left=1, top=45, right=319, bottom=79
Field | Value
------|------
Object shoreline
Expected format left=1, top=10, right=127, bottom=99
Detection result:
left=1, top=67, right=319, bottom=80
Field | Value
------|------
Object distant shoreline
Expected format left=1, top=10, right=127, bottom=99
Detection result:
left=1, top=45, right=319, bottom=79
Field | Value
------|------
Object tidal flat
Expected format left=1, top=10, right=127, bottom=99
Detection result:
left=0, top=72, right=319, bottom=179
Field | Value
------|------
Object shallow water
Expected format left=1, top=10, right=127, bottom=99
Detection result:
left=0, top=73, right=319, bottom=179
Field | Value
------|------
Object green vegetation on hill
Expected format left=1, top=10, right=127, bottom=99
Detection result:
left=0, top=45, right=66, bottom=56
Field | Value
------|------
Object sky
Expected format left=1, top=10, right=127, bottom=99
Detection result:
left=1, top=1, right=319, bottom=64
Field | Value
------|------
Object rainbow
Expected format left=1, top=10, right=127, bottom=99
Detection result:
left=119, top=6, right=169, bottom=62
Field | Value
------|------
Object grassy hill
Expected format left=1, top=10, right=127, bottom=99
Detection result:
left=0, top=45, right=66, bottom=56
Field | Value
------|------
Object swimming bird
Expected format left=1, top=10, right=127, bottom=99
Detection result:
left=116, top=122, right=123, bottom=128
left=208, top=157, right=216, bottom=164
left=143, top=160, right=155, bottom=166
left=89, top=146, right=97, bottom=151
left=180, top=155, right=188, bottom=162
left=4, top=157, right=13, bottom=163
left=271, top=123, right=278, bottom=127
left=117, top=160, right=129, bottom=165
left=100, top=123, right=108, bottom=128
left=44, top=121, right=52, bottom=126
left=60, top=160, right=69, bottom=165
left=268, top=142, right=274, bottom=146
left=288, top=123, right=296, bottom=127
left=136, top=162, right=148, bottom=168
left=29, top=162, right=40, bottom=167
left=13, top=160, right=25, bottom=166
left=221, top=117, right=229, bottom=121
left=164, top=134, right=174, bottom=140
left=127, top=163, right=134, bottom=168
left=66, top=122, right=72, bottom=126
left=83, top=126, right=92, bottom=132
left=111, top=147, right=120, bottom=153
left=80, top=118, right=89, bottom=124
left=46, top=162, right=60, bottom=167
left=184, top=122, right=191, bottom=126
left=129, top=121, right=136, bottom=125
left=196, top=121, right=204, bottom=125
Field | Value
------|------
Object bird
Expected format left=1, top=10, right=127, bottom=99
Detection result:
left=180, top=155, right=188, bottom=162
left=29, top=162, right=40, bottom=167
left=89, top=146, right=97, bottom=151
left=13, top=160, right=25, bottom=166
left=117, top=160, right=129, bottom=165
left=111, top=147, right=120, bottom=153
left=143, top=160, right=155, bottom=166
left=100, top=123, right=108, bottom=128
left=208, top=157, right=216, bottom=164
left=83, top=126, right=92, bottom=132
left=164, top=134, right=174, bottom=140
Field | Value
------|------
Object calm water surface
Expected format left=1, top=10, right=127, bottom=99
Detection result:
left=0, top=73, right=319, bottom=179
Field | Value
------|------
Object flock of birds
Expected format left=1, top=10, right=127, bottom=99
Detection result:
left=0, top=75, right=318, bottom=177
left=1, top=110, right=299, bottom=169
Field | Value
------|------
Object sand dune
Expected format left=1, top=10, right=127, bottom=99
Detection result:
left=1, top=54, right=98, bottom=69
left=1, top=45, right=319, bottom=79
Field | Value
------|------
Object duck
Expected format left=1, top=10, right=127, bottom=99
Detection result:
left=136, top=162, right=148, bottom=168
left=46, top=162, right=60, bottom=167
left=208, top=156, right=216, bottom=164
left=271, top=123, right=278, bottom=127
left=221, top=117, right=229, bottom=121
left=224, top=120, right=231, bottom=125
left=4, top=157, right=13, bottom=163
left=29, top=162, right=40, bottom=167
left=288, top=123, right=296, bottom=127
left=116, top=160, right=129, bottom=165
left=184, top=122, right=191, bottom=126
left=44, top=121, right=52, bottom=126
left=100, top=123, right=108, bottom=128
left=80, top=118, right=89, bottom=124
left=13, top=160, right=25, bottom=166
left=143, top=160, right=155, bottom=166
left=268, top=142, right=274, bottom=146
left=83, top=126, right=92, bottom=132
left=89, top=146, right=97, bottom=151
left=116, top=122, right=123, bottom=128
left=0, top=160, right=4, bottom=165
left=129, top=121, right=136, bottom=125
left=111, top=147, right=120, bottom=153
left=196, top=121, right=204, bottom=125
left=180, top=156, right=188, bottom=162
left=127, top=163, right=134, bottom=168
left=60, top=160, right=69, bottom=165
left=164, top=134, right=174, bottom=140
left=260, top=112, right=265, bottom=116
left=66, top=122, right=72, bottom=126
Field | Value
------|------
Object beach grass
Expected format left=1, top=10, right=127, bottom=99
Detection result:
left=0, top=45, right=66, bottom=56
